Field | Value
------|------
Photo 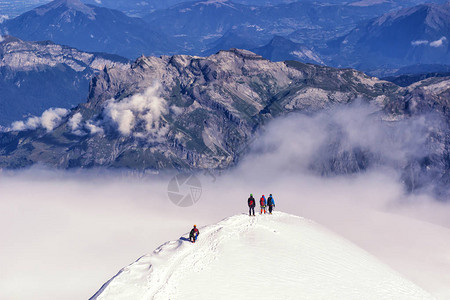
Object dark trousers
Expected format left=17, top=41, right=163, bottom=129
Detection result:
left=249, top=206, right=255, bottom=215
left=268, top=205, right=273, bottom=213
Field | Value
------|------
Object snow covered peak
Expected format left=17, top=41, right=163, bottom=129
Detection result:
left=91, top=212, right=433, bottom=300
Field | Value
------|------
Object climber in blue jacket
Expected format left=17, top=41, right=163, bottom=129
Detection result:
left=267, top=194, right=275, bottom=214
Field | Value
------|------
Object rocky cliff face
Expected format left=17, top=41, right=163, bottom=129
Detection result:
left=0, top=35, right=129, bottom=126
left=0, top=35, right=128, bottom=72
left=0, top=49, right=448, bottom=197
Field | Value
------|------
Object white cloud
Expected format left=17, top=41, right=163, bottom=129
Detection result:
left=103, top=82, right=169, bottom=140
left=107, top=107, right=135, bottom=135
left=429, top=36, right=447, bottom=47
left=41, top=108, right=69, bottom=131
left=170, top=105, right=184, bottom=115
left=411, top=40, right=428, bottom=46
left=11, top=108, right=68, bottom=132
left=68, top=112, right=82, bottom=131
left=60, top=83, right=169, bottom=138
left=85, top=120, right=104, bottom=135
left=11, top=117, right=39, bottom=131
left=68, top=112, right=85, bottom=136
left=238, top=104, right=436, bottom=176
left=411, top=37, right=448, bottom=47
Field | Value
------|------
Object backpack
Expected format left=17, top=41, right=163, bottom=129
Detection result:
left=190, top=228, right=198, bottom=236
left=268, top=196, right=273, bottom=205
left=249, top=198, right=254, bottom=206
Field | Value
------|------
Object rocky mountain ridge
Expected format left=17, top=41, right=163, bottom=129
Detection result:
left=0, top=35, right=128, bottom=71
left=0, top=49, right=447, bottom=197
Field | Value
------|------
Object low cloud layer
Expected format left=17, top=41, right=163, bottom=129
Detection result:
left=10, top=107, right=68, bottom=132
left=1, top=104, right=449, bottom=300
left=238, top=104, right=445, bottom=197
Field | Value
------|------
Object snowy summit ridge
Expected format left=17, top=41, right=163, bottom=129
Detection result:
left=91, top=212, right=433, bottom=300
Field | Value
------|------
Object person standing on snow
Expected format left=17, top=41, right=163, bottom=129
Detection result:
left=260, top=194, right=267, bottom=214
left=190, top=225, right=199, bottom=243
left=248, top=194, right=256, bottom=216
left=267, top=194, right=275, bottom=214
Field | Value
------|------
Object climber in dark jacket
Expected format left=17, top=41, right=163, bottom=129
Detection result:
left=248, top=194, right=256, bottom=216
left=267, top=194, right=276, bottom=214
left=190, top=225, right=199, bottom=243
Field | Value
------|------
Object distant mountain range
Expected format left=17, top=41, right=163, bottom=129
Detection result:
left=229, top=1, right=450, bottom=75
left=81, top=0, right=183, bottom=17
left=144, top=0, right=262, bottom=53
left=330, top=2, right=450, bottom=75
left=0, top=49, right=447, bottom=198
left=1, top=0, right=175, bottom=59
left=0, top=0, right=48, bottom=18
left=203, top=24, right=273, bottom=56
left=144, top=0, right=402, bottom=54
left=0, top=35, right=128, bottom=126
left=1, top=0, right=449, bottom=74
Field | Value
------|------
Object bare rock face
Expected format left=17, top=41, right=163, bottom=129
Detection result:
left=0, top=49, right=448, bottom=198
left=0, top=35, right=128, bottom=72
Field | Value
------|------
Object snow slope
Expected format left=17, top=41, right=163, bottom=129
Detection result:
left=91, top=212, right=434, bottom=300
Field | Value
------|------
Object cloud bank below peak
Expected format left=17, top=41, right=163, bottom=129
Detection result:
left=10, top=107, right=68, bottom=132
